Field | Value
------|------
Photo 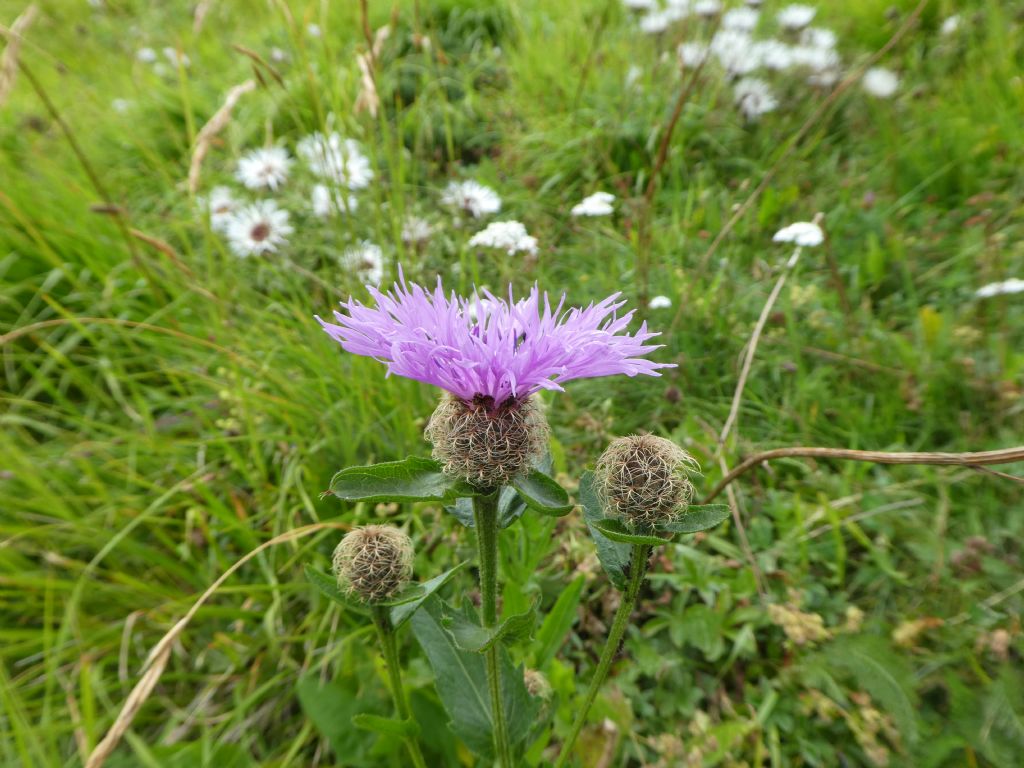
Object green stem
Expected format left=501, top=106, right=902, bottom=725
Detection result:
left=553, top=543, right=651, bottom=768
left=473, top=492, right=513, bottom=768
left=371, top=606, right=428, bottom=768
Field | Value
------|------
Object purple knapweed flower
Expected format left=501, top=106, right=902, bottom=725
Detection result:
left=317, top=272, right=674, bottom=405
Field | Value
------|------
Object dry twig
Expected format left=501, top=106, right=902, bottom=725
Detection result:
left=0, top=3, right=37, bottom=106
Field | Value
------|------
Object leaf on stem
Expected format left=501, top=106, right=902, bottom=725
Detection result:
left=579, top=471, right=631, bottom=590
left=389, top=562, right=468, bottom=628
left=512, top=469, right=573, bottom=516
left=328, top=456, right=478, bottom=503
left=660, top=503, right=731, bottom=534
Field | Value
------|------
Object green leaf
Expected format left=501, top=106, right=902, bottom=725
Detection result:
left=446, top=605, right=536, bottom=653
left=328, top=456, right=477, bottom=503
left=825, top=635, right=919, bottom=743
left=661, top=504, right=731, bottom=534
left=304, top=565, right=369, bottom=615
left=389, top=562, right=468, bottom=629
left=447, top=485, right=527, bottom=529
left=351, top=713, right=420, bottom=738
left=579, top=471, right=631, bottom=590
left=410, top=597, right=539, bottom=757
left=296, top=677, right=382, bottom=765
left=512, top=470, right=573, bottom=516
left=534, top=575, right=584, bottom=669
left=593, top=518, right=668, bottom=546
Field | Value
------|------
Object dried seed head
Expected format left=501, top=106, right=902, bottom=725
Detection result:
left=523, top=668, right=552, bottom=700
left=332, top=525, right=414, bottom=603
left=594, top=435, right=698, bottom=531
left=424, top=394, right=549, bottom=490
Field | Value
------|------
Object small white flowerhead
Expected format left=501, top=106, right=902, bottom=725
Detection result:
left=236, top=147, right=292, bottom=191
left=307, top=23, right=322, bottom=38
left=622, top=0, right=657, bottom=9
left=311, top=184, right=357, bottom=217
left=204, top=186, right=238, bottom=232
left=975, top=278, right=1024, bottom=299
left=401, top=216, right=434, bottom=245
left=940, top=15, right=960, bottom=36
left=441, top=180, right=502, bottom=218
left=773, top=221, right=824, bottom=247
left=862, top=67, right=899, bottom=98
left=468, top=220, right=538, bottom=256
left=753, top=40, right=794, bottom=71
left=694, top=0, right=722, bottom=19
left=777, top=4, right=816, bottom=31
left=639, top=10, right=673, bottom=34
left=733, top=77, right=778, bottom=120
left=722, top=7, right=759, bottom=32
left=678, top=41, right=710, bottom=68
left=789, top=44, right=840, bottom=73
left=297, top=133, right=373, bottom=190
left=111, top=98, right=132, bottom=113
left=571, top=191, right=615, bottom=217
left=225, top=200, right=292, bottom=257
left=800, top=26, right=837, bottom=50
left=162, top=47, right=190, bottom=68
left=270, top=47, right=288, bottom=63
left=136, top=47, right=157, bottom=63
left=649, top=295, right=672, bottom=309
left=342, top=241, right=385, bottom=284
left=712, top=30, right=761, bottom=76
left=625, top=64, right=643, bottom=87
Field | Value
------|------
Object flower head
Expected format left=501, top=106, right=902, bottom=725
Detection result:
left=734, top=77, right=778, bottom=120
left=571, top=191, right=615, bottom=217
left=649, top=295, right=673, bottom=309
left=298, top=133, right=373, bottom=189
left=773, top=221, right=824, bottom=247
left=203, top=186, right=239, bottom=232
left=468, top=220, right=538, bottom=256
left=225, top=200, right=292, bottom=257
left=712, top=30, right=761, bottom=76
left=341, top=241, right=385, bottom=284
left=722, top=7, right=759, bottom=32
left=678, top=41, right=711, bottom=68
left=311, top=184, right=357, bottom=217
left=332, top=526, right=414, bottom=603
left=862, top=67, right=899, bottom=98
left=317, top=272, right=674, bottom=405
left=442, top=180, right=502, bottom=218
left=975, top=278, right=1024, bottom=299
left=777, top=4, right=816, bottom=31
left=941, top=14, right=960, bottom=36
left=236, top=147, right=291, bottom=190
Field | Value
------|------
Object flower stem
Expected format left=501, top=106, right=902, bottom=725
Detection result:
left=553, top=543, right=651, bottom=768
left=473, top=492, right=513, bottom=768
left=370, top=606, right=428, bottom=768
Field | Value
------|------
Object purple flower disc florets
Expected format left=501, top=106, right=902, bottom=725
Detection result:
left=317, top=271, right=675, bottom=404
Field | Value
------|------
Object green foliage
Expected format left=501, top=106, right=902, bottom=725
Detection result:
left=328, top=457, right=478, bottom=503
left=512, top=469, right=574, bottom=516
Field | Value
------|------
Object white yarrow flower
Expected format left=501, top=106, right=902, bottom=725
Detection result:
left=311, top=184, right=357, bottom=217
left=571, top=191, right=615, bottom=217
left=442, top=180, right=502, bottom=218
left=734, top=77, right=778, bottom=120
left=468, top=220, right=538, bottom=256
left=342, top=241, right=385, bottom=284
left=236, top=147, right=292, bottom=191
left=649, top=295, right=673, bottom=309
left=862, top=67, right=899, bottom=98
left=225, top=200, right=293, bottom=257
left=297, top=133, right=373, bottom=190
left=773, top=221, right=824, bottom=247
left=722, top=7, right=759, bottom=32
left=975, top=278, right=1024, bottom=299
left=777, top=4, right=816, bottom=30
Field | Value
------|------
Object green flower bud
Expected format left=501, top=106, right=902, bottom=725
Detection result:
left=332, top=525, right=414, bottom=603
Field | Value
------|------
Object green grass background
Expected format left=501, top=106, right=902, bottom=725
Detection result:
left=1, top=0, right=1022, bottom=765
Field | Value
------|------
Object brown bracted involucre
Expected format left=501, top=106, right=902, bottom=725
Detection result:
left=332, top=525, right=414, bottom=603
left=425, top=394, right=549, bottom=490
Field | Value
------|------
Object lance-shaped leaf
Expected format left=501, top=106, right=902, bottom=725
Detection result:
left=351, top=713, right=420, bottom=738
left=305, top=565, right=370, bottom=615
left=445, top=605, right=536, bottom=653
left=593, top=518, right=669, bottom=546
left=328, top=456, right=478, bottom=503
left=660, top=503, right=731, bottom=534
left=447, top=485, right=527, bottom=529
left=579, top=471, right=631, bottom=590
left=389, top=562, right=468, bottom=628
left=512, top=470, right=573, bottom=516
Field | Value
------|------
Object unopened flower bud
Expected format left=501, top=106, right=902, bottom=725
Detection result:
left=594, top=435, right=698, bottom=531
left=425, top=394, right=548, bottom=490
left=332, top=525, right=414, bottom=603
left=523, top=668, right=552, bottom=700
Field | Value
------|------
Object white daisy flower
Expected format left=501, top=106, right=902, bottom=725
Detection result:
left=622, top=0, right=657, bottom=9
left=807, top=69, right=841, bottom=87
left=678, top=41, right=711, bottom=68
left=307, top=23, right=322, bottom=38
left=342, top=241, right=385, bottom=284
left=800, top=27, right=837, bottom=50
left=722, top=7, right=759, bottom=32
left=639, top=11, right=673, bottom=34
left=468, top=220, right=538, bottom=256
left=790, top=44, right=840, bottom=72
left=401, top=216, right=434, bottom=245
left=136, top=47, right=157, bottom=63
left=236, top=147, right=292, bottom=191
left=694, top=0, right=722, bottom=18
left=571, top=191, right=615, bottom=217
left=773, top=221, right=824, bottom=247
left=225, top=200, right=292, bottom=257
left=975, top=278, right=1024, bottom=299
left=940, top=15, right=960, bottom=36
left=297, top=133, right=373, bottom=190
left=442, top=180, right=502, bottom=218
left=753, top=40, right=794, bottom=71
left=649, top=295, right=673, bottom=309
left=712, top=30, right=761, bottom=76
left=162, top=47, right=190, bottom=68
left=734, top=77, right=778, bottom=120
left=777, top=4, right=816, bottom=31
left=862, top=67, right=899, bottom=98
left=311, top=184, right=357, bottom=217
left=204, top=186, right=239, bottom=232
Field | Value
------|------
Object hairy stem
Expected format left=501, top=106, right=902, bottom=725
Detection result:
left=554, top=543, right=651, bottom=768
left=473, top=493, right=513, bottom=767
left=371, top=606, right=428, bottom=768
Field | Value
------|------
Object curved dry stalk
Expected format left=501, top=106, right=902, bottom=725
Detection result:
left=0, top=3, right=38, bottom=105
left=84, top=522, right=350, bottom=768
left=702, top=446, right=1024, bottom=504
left=187, top=79, right=256, bottom=193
